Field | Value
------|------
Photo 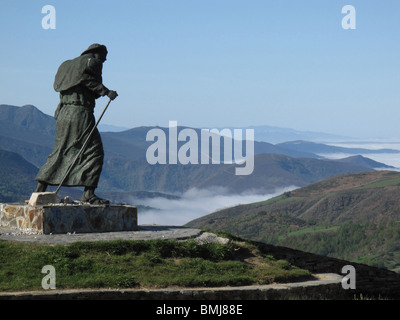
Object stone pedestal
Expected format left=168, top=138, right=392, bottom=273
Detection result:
left=0, top=203, right=137, bottom=234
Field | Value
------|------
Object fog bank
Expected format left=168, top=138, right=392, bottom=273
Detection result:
left=135, top=186, right=297, bottom=226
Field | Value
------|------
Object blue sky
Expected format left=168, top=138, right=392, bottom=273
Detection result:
left=1, top=1, right=399, bottom=139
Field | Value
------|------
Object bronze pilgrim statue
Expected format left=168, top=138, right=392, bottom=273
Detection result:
left=35, top=44, right=118, bottom=204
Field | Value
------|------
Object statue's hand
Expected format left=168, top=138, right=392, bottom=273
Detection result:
left=107, top=90, right=118, bottom=100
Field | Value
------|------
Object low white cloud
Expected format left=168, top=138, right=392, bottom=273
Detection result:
left=134, top=186, right=297, bottom=226
left=318, top=141, right=400, bottom=169
left=135, top=142, right=400, bottom=226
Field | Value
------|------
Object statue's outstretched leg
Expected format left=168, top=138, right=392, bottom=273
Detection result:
left=35, top=181, right=48, bottom=193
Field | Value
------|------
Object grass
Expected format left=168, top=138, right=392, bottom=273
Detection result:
left=277, top=226, right=340, bottom=242
left=354, top=172, right=400, bottom=190
left=0, top=237, right=312, bottom=292
left=356, top=177, right=400, bottom=189
left=251, top=194, right=304, bottom=206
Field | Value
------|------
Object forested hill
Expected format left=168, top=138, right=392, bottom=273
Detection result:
left=186, top=170, right=400, bottom=270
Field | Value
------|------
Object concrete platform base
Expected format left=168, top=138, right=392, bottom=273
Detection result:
left=0, top=203, right=137, bottom=234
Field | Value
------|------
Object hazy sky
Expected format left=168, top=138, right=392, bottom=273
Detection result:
left=1, top=1, right=399, bottom=139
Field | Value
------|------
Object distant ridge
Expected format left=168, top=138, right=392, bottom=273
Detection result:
left=98, top=124, right=129, bottom=132
left=335, top=155, right=395, bottom=169
left=0, top=104, right=55, bottom=166
left=277, top=140, right=400, bottom=155
left=205, top=125, right=353, bottom=144
left=0, top=104, right=56, bottom=142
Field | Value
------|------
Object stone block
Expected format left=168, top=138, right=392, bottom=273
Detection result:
left=28, top=192, right=61, bottom=206
left=0, top=203, right=137, bottom=234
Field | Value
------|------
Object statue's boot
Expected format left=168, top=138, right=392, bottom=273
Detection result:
left=80, top=187, right=110, bottom=205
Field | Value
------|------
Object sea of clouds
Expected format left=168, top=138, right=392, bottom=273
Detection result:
left=134, top=186, right=297, bottom=226
left=134, top=142, right=400, bottom=226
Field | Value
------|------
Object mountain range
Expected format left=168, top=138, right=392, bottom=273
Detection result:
left=276, top=140, right=399, bottom=156
left=0, top=104, right=398, bottom=204
left=206, top=125, right=354, bottom=144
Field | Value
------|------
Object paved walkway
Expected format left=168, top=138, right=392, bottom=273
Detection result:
left=0, top=225, right=203, bottom=244
left=0, top=273, right=344, bottom=300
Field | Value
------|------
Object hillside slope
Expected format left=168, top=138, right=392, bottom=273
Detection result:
left=0, top=149, right=38, bottom=202
left=186, top=170, right=400, bottom=270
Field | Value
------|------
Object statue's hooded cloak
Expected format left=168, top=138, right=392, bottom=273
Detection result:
left=53, top=44, right=108, bottom=93
left=35, top=44, right=109, bottom=188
